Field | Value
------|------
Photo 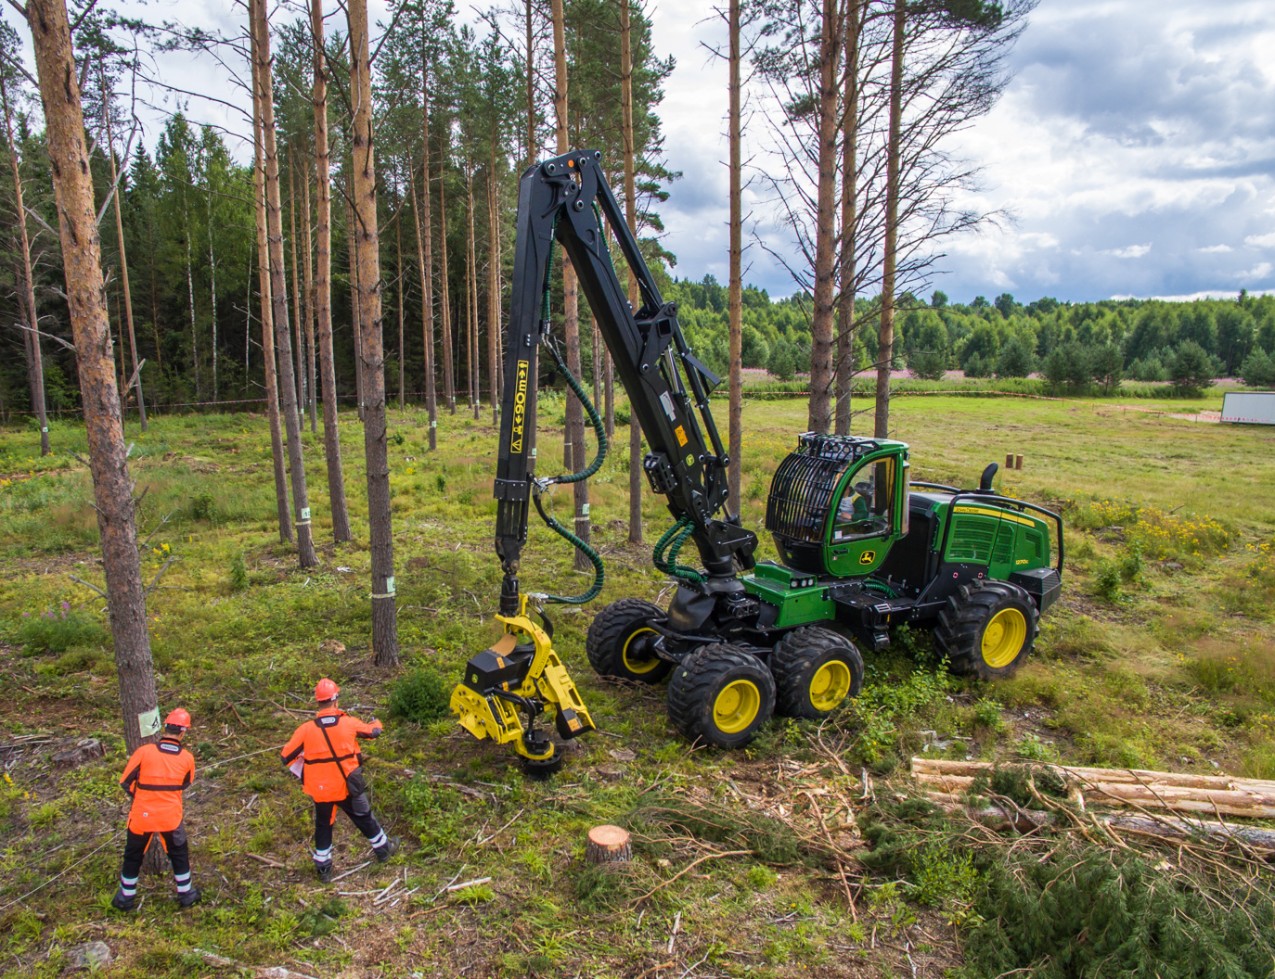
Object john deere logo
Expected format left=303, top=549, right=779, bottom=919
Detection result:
left=510, top=360, right=530, bottom=453
left=859, top=550, right=876, bottom=565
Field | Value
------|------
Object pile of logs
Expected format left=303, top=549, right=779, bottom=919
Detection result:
left=911, top=757, right=1275, bottom=819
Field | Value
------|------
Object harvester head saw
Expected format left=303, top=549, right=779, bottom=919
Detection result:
left=450, top=598, right=595, bottom=778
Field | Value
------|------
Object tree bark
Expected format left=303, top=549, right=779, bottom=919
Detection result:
left=726, top=0, right=742, bottom=512
left=395, top=215, right=405, bottom=408
left=411, top=43, right=437, bottom=449
left=551, top=0, right=590, bottom=568
left=288, top=160, right=307, bottom=416
left=310, top=0, right=352, bottom=542
left=27, top=0, right=158, bottom=752
left=437, top=157, right=455, bottom=413
left=835, top=0, right=862, bottom=436
left=875, top=0, right=905, bottom=439
left=620, top=0, right=641, bottom=544
left=1, top=72, right=50, bottom=454
left=806, top=0, right=842, bottom=436
left=300, top=145, right=317, bottom=434
left=347, top=190, right=364, bottom=420
left=252, top=0, right=317, bottom=568
left=486, top=159, right=500, bottom=425
left=98, top=69, right=146, bottom=432
left=348, top=0, right=399, bottom=667
left=408, top=167, right=437, bottom=451
left=464, top=168, right=478, bottom=419
left=251, top=30, right=293, bottom=545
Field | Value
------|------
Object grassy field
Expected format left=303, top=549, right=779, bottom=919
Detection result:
left=1, top=386, right=1273, bottom=977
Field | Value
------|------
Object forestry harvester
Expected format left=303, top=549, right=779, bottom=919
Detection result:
left=450, top=151, right=1064, bottom=769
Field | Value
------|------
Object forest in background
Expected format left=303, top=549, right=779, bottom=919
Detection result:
left=6, top=0, right=1270, bottom=433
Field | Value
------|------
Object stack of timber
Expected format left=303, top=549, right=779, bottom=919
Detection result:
left=911, top=757, right=1275, bottom=851
left=911, top=757, right=1275, bottom=819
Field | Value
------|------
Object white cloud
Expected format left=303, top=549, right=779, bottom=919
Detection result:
left=1105, top=244, right=1152, bottom=259
left=1199, top=244, right=1233, bottom=254
left=1244, top=232, right=1275, bottom=248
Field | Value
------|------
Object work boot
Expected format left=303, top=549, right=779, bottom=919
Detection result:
left=110, top=890, right=137, bottom=913
left=374, top=838, right=398, bottom=863
left=315, top=862, right=334, bottom=883
left=177, top=886, right=201, bottom=909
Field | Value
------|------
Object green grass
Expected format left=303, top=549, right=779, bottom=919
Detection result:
left=0, top=385, right=1273, bottom=976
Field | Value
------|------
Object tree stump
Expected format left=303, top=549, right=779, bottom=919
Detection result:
left=585, top=824, right=632, bottom=866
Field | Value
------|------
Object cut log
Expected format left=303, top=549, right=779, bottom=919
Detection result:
left=585, top=824, right=632, bottom=866
left=910, top=758, right=1275, bottom=819
left=52, top=738, right=104, bottom=768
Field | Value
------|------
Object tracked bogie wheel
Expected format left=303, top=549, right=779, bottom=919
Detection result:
left=586, top=598, right=673, bottom=683
left=667, top=643, right=776, bottom=748
left=934, top=579, right=1039, bottom=680
left=771, top=626, right=864, bottom=719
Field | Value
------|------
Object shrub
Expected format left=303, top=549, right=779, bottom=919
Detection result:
left=1240, top=348, right=1275, bottom=388
left=1168, top=340, right=1216, bottom=394
left=386, top=666, right=451, bottom=724
left=17, top=604, right=108, bottom=654
left=961, top=845, right=1275, bottom=978
left=908, top=348, right=948, bottom=380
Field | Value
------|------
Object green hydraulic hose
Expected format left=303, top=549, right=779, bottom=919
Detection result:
left=653, top=516, right=707, bottom=585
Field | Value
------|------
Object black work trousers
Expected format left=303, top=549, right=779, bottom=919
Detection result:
left=121, top=825, right=191, bottom=880
left=313, top=792, right=383, bottom=853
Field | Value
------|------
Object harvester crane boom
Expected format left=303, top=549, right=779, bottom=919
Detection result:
left=494, top=149, right=756, bottom=618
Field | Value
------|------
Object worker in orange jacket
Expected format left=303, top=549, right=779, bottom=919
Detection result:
left=112, top=708, right=199, bottom=911
left=281, top=679, right=396, bottom=881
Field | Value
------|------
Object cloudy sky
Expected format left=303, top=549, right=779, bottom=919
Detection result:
left=652, top=0, right=1275, bottom=304
left=7, top=0, right=1272, bottom=306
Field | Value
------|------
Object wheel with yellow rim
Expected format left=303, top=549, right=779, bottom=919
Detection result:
left=771, top=626, right=864, bottom=719
left=586, top=599, right=673, bottom=683
left=667, top=644, right=776, bottom=748
left=934, top=579, right=1039, bottom=680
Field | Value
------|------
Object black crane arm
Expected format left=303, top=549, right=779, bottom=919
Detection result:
left=494, top=150, right=757, bottom=615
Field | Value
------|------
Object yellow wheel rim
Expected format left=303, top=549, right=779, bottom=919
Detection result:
left=808, top=659, right=853, bottom=712
left=713, top=679, right=761, bottom=734
left=982, top=608, right=1027, bottom=669
left=621, top=627, right=661, bottom=675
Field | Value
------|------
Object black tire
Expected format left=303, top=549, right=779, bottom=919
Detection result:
left=586, top=598, right=672, bottom=683
left=934, top=579, right=1038, bottom=680
left=667, top=644, right=776, bottom=748
left=771, top=626, right=864, bottom=719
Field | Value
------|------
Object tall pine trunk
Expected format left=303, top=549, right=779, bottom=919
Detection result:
left=551, top=0, right=590, bottom=567
left=465, top=169, right=477, bottom=419
left=396, top=217, right=405, bottom=408
left=310, top=0, right=352, bottom=541
left=348, top=0, right=400, bottom=666
left=876, top=0, right=905, bottom=439
left=620, top=0, right=641, bottom=544
left=301, top=149, right=318, bottom=433
left=252, top=43, right=293, bottom=544
left=726, top=0, right=742, bottom=511
left=28, top=0, right=159, bottom=752
left=485, top=159, right=500, bottom=425
left=408, top=168, right=437, bottom=450
left=251, top=0, right=317, bottom=567
left=99, top=71, right=146, bottom=432
left=288, top=162, right=306, bottom=415
left=1, top=73, right=50, bottom=454
left=807, top=0, right=842, bottom=435
left=437, top=161, right=455, bottom=413
left=835, top=0, right=862, bottom=436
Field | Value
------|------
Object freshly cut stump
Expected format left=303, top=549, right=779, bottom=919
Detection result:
left=585, top=825, right=632, bottom=866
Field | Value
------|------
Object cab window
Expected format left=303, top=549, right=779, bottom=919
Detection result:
left=832, top=457, right=895, bottom=540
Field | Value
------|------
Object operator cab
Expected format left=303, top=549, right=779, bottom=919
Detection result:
left=765, top=433, right=909, bottom=578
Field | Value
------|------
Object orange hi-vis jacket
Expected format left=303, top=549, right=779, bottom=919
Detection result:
left=120, top=737, right=195, bottom=833
left=281, top=708, right=382, bottom=803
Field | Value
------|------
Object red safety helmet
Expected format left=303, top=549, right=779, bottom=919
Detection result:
left=315, top=678, right=340, bottom=702
left=165, top=707, right=192, bottom=729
